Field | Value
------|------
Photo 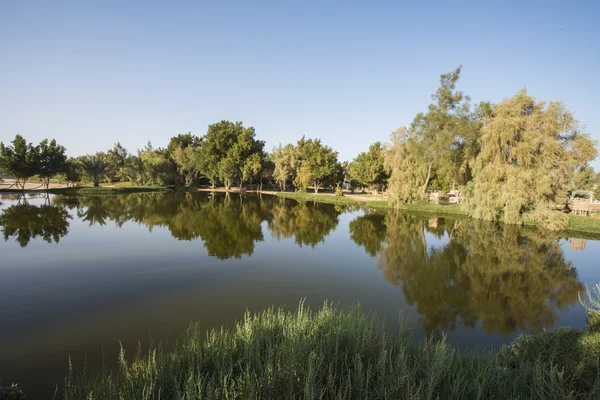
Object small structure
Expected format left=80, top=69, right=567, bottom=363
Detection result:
left=430, top=192, right=441, bottom=204
left=428, top=217, right=438, bottom=229
left=570, top=238, right=587, bottom=251
left=571, top=198, right=590, bottom=216
left=447, top=190, right=461, bottom=204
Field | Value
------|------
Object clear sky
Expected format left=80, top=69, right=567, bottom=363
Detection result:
left=1, top=0, right=599, bottom=164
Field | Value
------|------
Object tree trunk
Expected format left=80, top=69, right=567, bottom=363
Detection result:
left=314, top=181, right=319, bottom=194
left=422, top=162, right=432, bottom=194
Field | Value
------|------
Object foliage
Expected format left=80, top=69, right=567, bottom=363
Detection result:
left=272, top=144, right=296, bottom=191
left=349, top=141, right=388, bottom=193
left=294, top=136, right=338, bottom=193
left=80, top=154, right=110, bottom=187
left=172, top=145, right=202, bottom=185
left=0, top=201, right=71, bottom=247
left=579, top=283, right=600, bottom=333
left=197, top=121, right=265, bottom=190
left=467, top=90, right=597, bottom=230
left=385, top=126, right=428, bottom=204
left=0, top=383, right=26, bottom=400
left=37, top=138, right=67, bottom=190
left=64, top=158, right=83, bottom=187
left=63, top=301, right=600, bottom=399
left=105, top=142, right=129, bottom=182
left=0, top=135, right=39, bottom=190
left=334, top=187, right=344, bottom=196
left=374, top=214, right=582, bottom=337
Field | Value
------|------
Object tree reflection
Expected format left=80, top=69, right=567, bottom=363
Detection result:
left=348, top=212, right=386, bottom=256
left=365, top=212, right=583, bottom=337
left=268, top=199, right=340, bottom=247
left=0, top=200, right=71, bottom=247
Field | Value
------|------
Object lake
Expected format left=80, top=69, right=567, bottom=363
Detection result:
left=1, top=191, right=598, bottom=397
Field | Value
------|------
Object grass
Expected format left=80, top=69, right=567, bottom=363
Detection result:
left=0, top=185, right=168, bottom=196
left=57, top=301, right=600, bottom=400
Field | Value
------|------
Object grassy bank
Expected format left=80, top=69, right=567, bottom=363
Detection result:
left=275, top=191, right=600, bottom=237
left=56, top=301, right=599, bottom=399
left=0, top=186, right=168, bottom=196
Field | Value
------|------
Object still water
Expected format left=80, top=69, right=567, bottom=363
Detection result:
left=0, top=191, right=598, bottom=397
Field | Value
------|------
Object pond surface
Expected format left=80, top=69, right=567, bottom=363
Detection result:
left=0, top=191, right=599, bottom=397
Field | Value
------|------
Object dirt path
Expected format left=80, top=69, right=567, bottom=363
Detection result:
left=0, top=179, right=68, bottom=190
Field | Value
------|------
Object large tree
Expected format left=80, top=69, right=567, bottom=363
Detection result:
left=468, top=89, right=597, bottom=229
left=384, top=127, right=428, bottom=204
left=272, top=144, right=297, bottom=191
left=294, top=137, right=338, bottom=193
left=106, top=142, right=129, bottom=182
left=349, top=142, right=388, bottom=193
left=198, top=121, right=265, bottom=190
left=37, top=139, right=67, bottom=190
left=0, top=135, right=38, bottom=190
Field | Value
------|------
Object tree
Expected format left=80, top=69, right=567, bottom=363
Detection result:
left=467, top=90, right=598, bottom=229
left=0, top=135, right=38, bottom=190
left=272, top=144, right=296, bottom=191
left=173, top=145, right=202, bottom=185
left=64, top=158, right=83, bottom=187
left=349, top=142, right=388, bottom=193
left=81, top=154, right=109, bottom=187
left=140, top=150, right=176, bottom=185
left=410, top=66, right=474, bottom=194
left=106, top=142, right=129, bottom=181
left=294, top=137, right=338, bottom=193
left=384, top=127, right=428, bottom=204
left=37, top=139, right=67, bottom=190
left=165, top=132, right=202, bottom=159
left=198, top=121, right=264, bottom=190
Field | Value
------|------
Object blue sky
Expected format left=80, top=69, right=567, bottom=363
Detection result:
left=1, top=0, right=599, bottom=164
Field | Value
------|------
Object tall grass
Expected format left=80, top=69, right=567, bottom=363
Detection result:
left=62, top=301, right=600, bottom=399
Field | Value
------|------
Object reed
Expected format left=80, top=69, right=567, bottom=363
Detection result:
left=60, top=301, right=600, bottom=399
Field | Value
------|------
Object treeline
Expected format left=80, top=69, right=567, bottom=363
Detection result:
left=1, top=67, right=597, bottom=229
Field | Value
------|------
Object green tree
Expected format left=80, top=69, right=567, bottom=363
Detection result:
left=64, top=158, right=83, bottom=187
left=165, top=132, right=202, bottom=159
left=0, top=135, right=38, bottom=190
left=37, top=139, right=67, bottom=190
left=198, top=121, right=265, bottom=190
left=294, top=137, right=338, bottom=193
left=384, top=127, right=428, bottom=204
left=81, top=153, right=110, bottom=187
left=468, top=90, right=597, bottom=229
left=106, top=142, right=129, bottom=181
left=349, top=142, right=388, bottom=193
left=272, top=144, right=296, bottom=191
left=173, top=145, right=202, bottom=185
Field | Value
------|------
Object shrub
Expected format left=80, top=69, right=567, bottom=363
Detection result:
left=580, top=284, right=600, bottom=333
left=335, top=187, right=344, bottom=196
left=62, top=301, right=600, bottom=400
left=0, top=384, right=26, bottom=400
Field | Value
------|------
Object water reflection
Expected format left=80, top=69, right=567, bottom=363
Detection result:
left=0, top=192, right=585, bottom=337
left=53, top=193, right=342, bottom=258
left=361, top=212, right=583, bottom=337
left=0, top=198, right=71, bottom=247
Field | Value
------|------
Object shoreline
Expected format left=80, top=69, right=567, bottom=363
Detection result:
left=3, top=185, right=600, bottom=238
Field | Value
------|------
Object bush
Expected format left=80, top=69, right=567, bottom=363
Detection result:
left=335, top=187, right=344, bottom=196
left=62, top=301, right=600, bottom=399
left=580, top=284, right=600, bottom=333
left=0, top=384, right=26, bottom=400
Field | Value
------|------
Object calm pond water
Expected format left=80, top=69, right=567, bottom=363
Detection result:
left=1, top=191, right=599, bottom=397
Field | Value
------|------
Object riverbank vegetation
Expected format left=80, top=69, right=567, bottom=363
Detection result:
left=55, top=297, right=600, bottom=399
left=2, top=68, right=599, bottom=232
